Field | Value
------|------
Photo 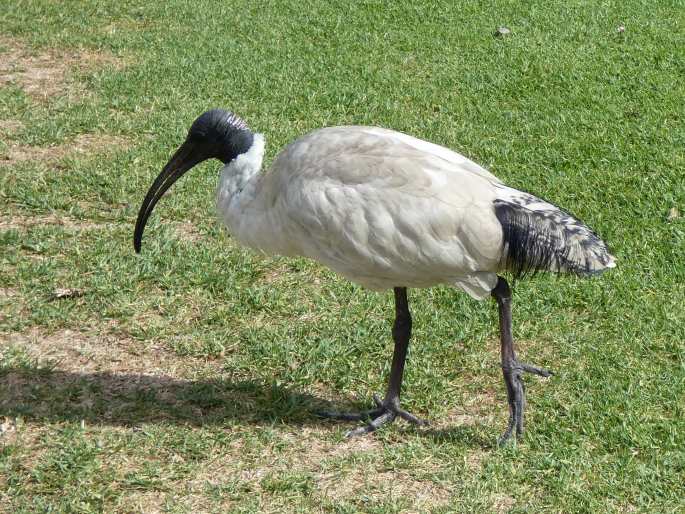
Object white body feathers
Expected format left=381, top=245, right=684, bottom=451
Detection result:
left=216, top=127, right=615, bottom=299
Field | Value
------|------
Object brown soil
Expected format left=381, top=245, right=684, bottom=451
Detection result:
left=0, top=36, right=123, bottom=101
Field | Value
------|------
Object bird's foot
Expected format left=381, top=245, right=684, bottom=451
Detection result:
left=498, top=360, right=552, bottom=446
left=318, top=394, right=428, bottom=438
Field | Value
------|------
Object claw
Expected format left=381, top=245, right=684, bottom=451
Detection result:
left=318, top=393, right=428, bottom=437
left=316, top=407, right=384, bottom=422
left=502, top=362, right=553, bottom=377
left=499, top=358, right=550, bottom=445
left=520, top=363, right=553, bottom=377
left=345, top=410, right=395, bottom=438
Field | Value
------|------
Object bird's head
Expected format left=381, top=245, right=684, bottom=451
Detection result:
left=133, top=109, right=253, bottom=253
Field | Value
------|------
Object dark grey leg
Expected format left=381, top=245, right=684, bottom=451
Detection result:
left=318, top=287, right=427, bottom=437
left=491, top=276, right=552, bottom=444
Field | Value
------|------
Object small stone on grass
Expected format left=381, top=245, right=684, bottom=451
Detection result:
left=49, top=287, right=85, bottom=300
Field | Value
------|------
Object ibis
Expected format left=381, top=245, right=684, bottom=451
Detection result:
left=134, top=109, right=615, bottom=443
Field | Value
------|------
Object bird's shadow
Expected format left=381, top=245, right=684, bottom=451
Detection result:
left=0, top=366, right=338, bottom=428
left=402, top=425, right=494, bottom=449
left=0, top=366, right=495, bottom=449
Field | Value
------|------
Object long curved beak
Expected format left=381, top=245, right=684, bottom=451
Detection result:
left=133, top=140, right=205, bottom=253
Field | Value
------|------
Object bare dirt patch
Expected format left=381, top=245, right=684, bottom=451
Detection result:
left=114, top=492, right=167, bottom=514
left=1, top=328, right=220, bottom=379
left=464, top=449, right=487, bottom=471
left=431, top=389, right=499, bottom=433
left=182, top=421, right=453, bottom=511
left=119, top=491, right=230, bottom=514
left=193, top=424, right=383, bottom=482
left=0, top=132, right=130, bottom=168
left=171, top=221, right=204, bottom=244
left=492, top=493, right=516, bottom=513
left=0, top=119, right=24, bottom=135
left=319, top=468, right=451, bottom=512
left=0, top=287, right=25, bottom=322
left=281, top=425, right=384, bottom=463
left=261, top=268, right=286, bottom=285
left=0, top=288, right=19, bottom=299
left=0, top=36, right=123, bottom=101
left=72, top=133, right=130, bottom=155
left=0, top=212, right=113, bottom=231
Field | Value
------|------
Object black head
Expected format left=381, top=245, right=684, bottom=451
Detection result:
left=133, top=109, right=254, bottom=253
left=186, top=109, right=254, bottom=164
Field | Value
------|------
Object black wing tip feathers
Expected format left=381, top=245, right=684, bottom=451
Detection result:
left=494, top=199, right=614, bottom=280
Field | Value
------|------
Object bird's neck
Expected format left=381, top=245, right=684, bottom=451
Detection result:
left=217, top=133, right=266, bottom=200
left=216, top=134, right=291, bottom=253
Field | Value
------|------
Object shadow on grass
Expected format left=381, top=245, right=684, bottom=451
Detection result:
left=0, top=366, right=339, bottom=427
left=407, top=426, right=495, bottom=449
left=0, top=366, right=495, bottom=447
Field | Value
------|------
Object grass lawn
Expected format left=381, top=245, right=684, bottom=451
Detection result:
left=1, top=1, right=683, bottom=512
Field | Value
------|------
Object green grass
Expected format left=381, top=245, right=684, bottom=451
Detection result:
left=1, top=0, right=684, bottom=512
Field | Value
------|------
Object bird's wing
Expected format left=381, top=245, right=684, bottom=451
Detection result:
left=277, top=126, right=503, bottom=186
left=270, top=127, right=504, bottom=295
left=357, top=127, right=503, bottom=184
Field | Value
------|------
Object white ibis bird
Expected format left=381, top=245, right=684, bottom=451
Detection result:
left=134, top=109, right=615, bottom=443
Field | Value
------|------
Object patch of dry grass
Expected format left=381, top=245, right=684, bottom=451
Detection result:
left=0, top=133, right=131, bottom=168
left=319, top=468, right=451, bottom=512
left=0, top=213, right=115, bottom=231
left=170, top=220, right=205, bottom=244
left=0, top=119, right=24, bottom=135
left=491, top=493, right=516, bottom=513
left=0, top=35, right=123, bottom=101
left=1, top=328, right=222, bottom=379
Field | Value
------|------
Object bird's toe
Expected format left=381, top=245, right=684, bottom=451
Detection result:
left=319, top=393, right=427, bottom=437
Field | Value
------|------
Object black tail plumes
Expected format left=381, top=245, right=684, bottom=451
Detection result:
left=494, top=195, right=615, bottom=279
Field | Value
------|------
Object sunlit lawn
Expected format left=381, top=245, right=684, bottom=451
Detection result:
left=1, top=1, right=683, bottom=512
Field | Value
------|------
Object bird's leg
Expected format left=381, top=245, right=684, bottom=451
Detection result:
left=318, top=287, right=427, bottom=437
left=491, top=276, right=552, bottom=445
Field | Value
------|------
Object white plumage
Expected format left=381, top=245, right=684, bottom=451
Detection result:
left=134, top=109, right=615, bottom=443
left=216, top=126, right=613, bottom=298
